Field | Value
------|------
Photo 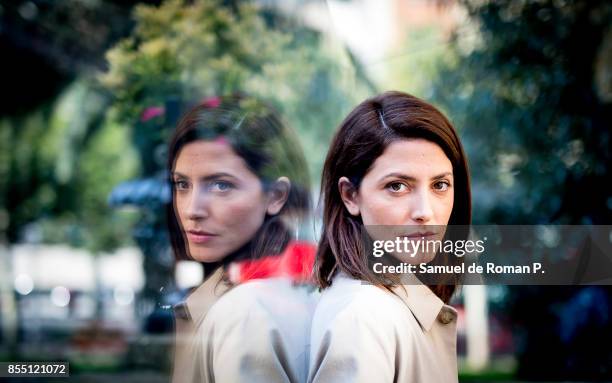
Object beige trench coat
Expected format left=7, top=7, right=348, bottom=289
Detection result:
left=172, top=267, right=315, bottom=383
left=308, top=273, right=458, bottom=383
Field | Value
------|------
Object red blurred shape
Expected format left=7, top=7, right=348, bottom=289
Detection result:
left=229, top=241, right=316, bottom=284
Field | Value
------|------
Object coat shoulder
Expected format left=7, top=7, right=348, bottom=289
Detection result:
left=313, top=277, right=418, bottom=335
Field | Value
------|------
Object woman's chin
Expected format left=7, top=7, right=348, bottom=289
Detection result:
left=188, top=249, right=227, bottom=263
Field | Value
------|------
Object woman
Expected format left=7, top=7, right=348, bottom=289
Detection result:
left=167, top=95, right=314, bottom=383
left=309, top=91, right=471, bottom=382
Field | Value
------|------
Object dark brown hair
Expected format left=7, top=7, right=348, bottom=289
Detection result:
left=314, top=91, right=471, bottom=303
left=166, top=95, right=310, bottom=264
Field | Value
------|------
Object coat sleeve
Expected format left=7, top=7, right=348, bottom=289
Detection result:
left=308, top=306, right=398, bottom=383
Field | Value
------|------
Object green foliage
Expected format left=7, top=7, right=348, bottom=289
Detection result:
left=429, top=0, right=611, bottom=224
left=75, top=117, right=140, bottom=251
left=424, top=4, right=612, bottom=380
left=3, top=0, right=373, bottom=254
left=101, top=0, right=371, bottom=181
left=1, top=106, right=65, bottom=243
left=0, top=81, right=139, bottom=250
left=383, top=26, right=451, bottom=98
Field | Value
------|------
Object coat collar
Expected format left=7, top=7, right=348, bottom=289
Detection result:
left=335, top=271, right=451, bottom=332
left=391, top=273, right=447, bottom=332
left=183, top=266, right=231, bottom=327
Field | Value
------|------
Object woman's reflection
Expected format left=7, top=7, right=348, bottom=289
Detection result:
left=167, top=95, right=314, bottom=383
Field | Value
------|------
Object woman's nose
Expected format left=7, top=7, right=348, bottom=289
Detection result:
left=408, top=189, right=434, bottom=224
left=186, top=187, right=211, bottom=220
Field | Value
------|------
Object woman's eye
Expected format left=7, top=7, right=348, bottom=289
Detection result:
left=173, top=180, right=190, bottom=190
left=433, top=181, right=450, bottom=191
left=387, top=182, right=408, bottom=193
left=209, top=180, right=234, bottom=192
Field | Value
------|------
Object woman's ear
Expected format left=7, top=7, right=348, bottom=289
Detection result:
left=266, top=176, right=291, bottom=215
left=338, top=176, right=360, bottom=216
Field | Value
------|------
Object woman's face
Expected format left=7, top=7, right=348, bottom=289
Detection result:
left=172, top=140, right=283, bottom=263
left=339, top=138, right=454, bottom=262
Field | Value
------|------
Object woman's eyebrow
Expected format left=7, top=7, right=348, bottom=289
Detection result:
left=379, top=172, right=417, bottom=182
left=379, top=171, right=453, bottom=182
left=171, top=171, right=238, bottom=181
left=199, top=172, right=238, bottom=181
left=171, top=171, right=188, bottom=179
left=431, top=172, right=453, bottom=180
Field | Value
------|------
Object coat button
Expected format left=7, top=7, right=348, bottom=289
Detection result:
left=437, top=308, right=456, bottom=324
left=173, top=302, right=192, bottom=321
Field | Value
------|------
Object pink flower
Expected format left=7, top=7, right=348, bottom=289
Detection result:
left=201, top=96, right=221, bottom=108
left=140, top=106, right=165, bottom=122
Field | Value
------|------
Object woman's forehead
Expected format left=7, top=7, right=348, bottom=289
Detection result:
left=173, top=140, right=252, bottom=176
left=367, top=139, right=453, bottom=178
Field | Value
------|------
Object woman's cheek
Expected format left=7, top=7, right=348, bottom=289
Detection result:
left=434, top=195, right=454, bottom=224
left=363, top=199, right=403, bottom=226
left=175, top=199, right=189, bottom=225
left=217, top=198, right=266, bottom=230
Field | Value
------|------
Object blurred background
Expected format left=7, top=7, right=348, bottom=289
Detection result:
left=0, top=0, right=610, bottom=381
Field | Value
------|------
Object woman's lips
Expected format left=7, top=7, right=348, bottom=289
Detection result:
left=403, top=232, right=437, bottom=239
left=186, top=231, right=217, bottom=244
